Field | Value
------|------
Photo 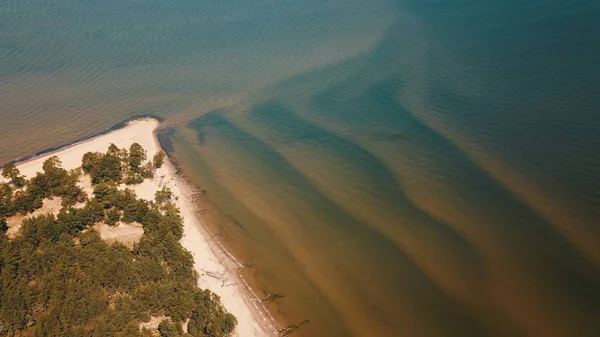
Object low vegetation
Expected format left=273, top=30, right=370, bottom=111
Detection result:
left=0, top=144, right=236, bottom=336
left=155, top=186, right=173, bottom=204
left=153, top=151, right=166, bottom=169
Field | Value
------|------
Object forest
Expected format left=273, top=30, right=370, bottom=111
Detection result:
left=0, top=144, right=236, bottom=337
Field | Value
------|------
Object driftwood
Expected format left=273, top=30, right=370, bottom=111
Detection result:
left=190, top=190, right=205, bottom=202
left=236, top=263, right=255, bottom=271
left=204, top=271, right=227, bottom=282
left=210, top=230, right=223, bottom=239
left=278, top=320, right=309, bottom=336
left=261, top=293, right=284, bottom=306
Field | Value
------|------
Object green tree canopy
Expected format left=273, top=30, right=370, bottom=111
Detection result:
left=129, top=143, right=147, bottom=172
left=155, top=186, right=173, bottom=204
left=2, top=162, right=25, bottom=187
left=0, top=143, right=235, bottom=337
left=0, top=218, right=7, bottom=233
left=42, top=156, right=62, bottom=173
left=0, top=182, right=13, bottom=218
left=153, top=151, right=166, bottom=168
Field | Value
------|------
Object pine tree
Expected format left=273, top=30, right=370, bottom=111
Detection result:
left=2, top=163, right=25, bottom=187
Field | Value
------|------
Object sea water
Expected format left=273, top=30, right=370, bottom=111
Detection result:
left=1, top=0, right=599, bottom=336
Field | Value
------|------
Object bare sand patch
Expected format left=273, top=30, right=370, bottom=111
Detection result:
left=5, top=197, right=63, bottom=238
left=6, top=214, right=24, bottom=238
left=93, top=222, right=144, bottom=248
left=77, top=174, right=94, bottom=199
left=139, top=315, right=168, bottom=331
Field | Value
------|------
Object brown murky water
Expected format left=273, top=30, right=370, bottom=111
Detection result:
left=2, top=0, right=600, bottom=336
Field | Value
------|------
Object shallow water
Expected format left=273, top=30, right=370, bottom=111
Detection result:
left=1, top=0, right=600, bottom=336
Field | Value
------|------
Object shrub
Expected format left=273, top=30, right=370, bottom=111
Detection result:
left=155, top=186, right=173, bottom=204
left=153, top=151, right=166, bottom=168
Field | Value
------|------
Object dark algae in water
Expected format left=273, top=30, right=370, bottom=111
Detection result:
left=173, top=1, right=600, bottom=336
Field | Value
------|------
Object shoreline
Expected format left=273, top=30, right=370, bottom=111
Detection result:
left=169, top=171, right=280, bottom=335
left=3, top=117, right=278, bottom=337
left=0, top=114, right=164, bottom=168
left=151, top=133, right=280, bottom=337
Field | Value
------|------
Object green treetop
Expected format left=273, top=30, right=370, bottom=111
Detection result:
left=153, top=151, right=166, bottom=168
left=0, top=143, right=238, bottom=336
left=129, top=143, right=147, bottom=172
left=2, top=162, right=25, bottom=187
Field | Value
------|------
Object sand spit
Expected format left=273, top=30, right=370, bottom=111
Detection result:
left=2, top=118, right=276, bottom=337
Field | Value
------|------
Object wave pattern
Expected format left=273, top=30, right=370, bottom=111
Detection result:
left=173, top=1, right=600, bottom=336
left=1, top=0, right=600, bottom=336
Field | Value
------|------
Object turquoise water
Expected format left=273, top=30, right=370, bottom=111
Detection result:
left=1, top=1, right=600, bottom=336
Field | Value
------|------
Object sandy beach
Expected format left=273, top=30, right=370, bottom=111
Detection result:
left=2, top=118, right=276, bottom=337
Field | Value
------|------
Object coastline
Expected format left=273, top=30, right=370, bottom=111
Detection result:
left=167, top=168, right=280, bottom=336
left=0, top=114, right=163, bottom=168
left=3, top=117, right=277, bottom=337
left=149, top=130, right=280, bottom=337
